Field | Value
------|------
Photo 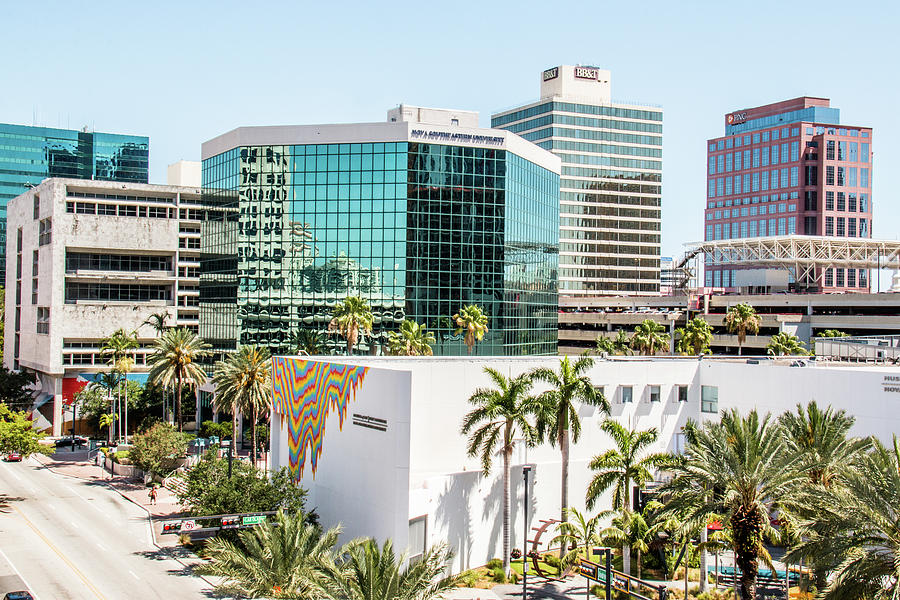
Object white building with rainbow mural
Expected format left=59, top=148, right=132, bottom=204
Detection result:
left=269, top=355, right=900, bottom=573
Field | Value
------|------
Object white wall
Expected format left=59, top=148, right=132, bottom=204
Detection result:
left=270, top=356, right=900, bottom=574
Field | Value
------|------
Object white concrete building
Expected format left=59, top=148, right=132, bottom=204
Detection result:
left=493, top=66, right=664, bottom=296
left=4, top=178, right=203, bottom=434
left=167, top=160, right=202, bottom=187
left=269, top=355, right=900, bottom=573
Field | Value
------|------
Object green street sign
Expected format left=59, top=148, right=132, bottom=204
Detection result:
left=242, top=515, right=266, bottom=526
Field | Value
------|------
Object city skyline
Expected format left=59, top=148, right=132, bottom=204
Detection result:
left=1, top=0, right=895, bottom=263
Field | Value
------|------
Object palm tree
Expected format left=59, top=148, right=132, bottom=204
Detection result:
left=199, top=510, right=340, bottom=599
left=779, top=402, right=870, bottom=588
left=595, top=335, right=616, bottom=356
left=659, top=410, right=803, bottom=600
left=142, top=311, right=170, bottom=336
left=630, top=319, right=670, bottom=356
left=766, top=331, right=807, bottom=356
left=98, top=413, right=117, bottom=446
left=612, top=330, right=632, bottom=355
left=604, top=500, right=675, bottom=581
left=677, top=317, right=714, bottom=356
left=724, top=302, right=760, bottom=355
left=452, top=305, right=489, bottom=355
left=147, top=327, right=211, bottom=432
left=461, top=368, right=540, bottom=577
left=586, top=419, right=670, bottom=576
left=326, top=538, right=456, bottom=600
left=101, top=328, right=138, bottom=441
left=815, top=329, right=849, bottom=339
left=213, top=345, right=272, bottom=465
left=551, top=507, right=606, bottom=568
left=292, top=328, right=327, bottom=356
left=386, top=320, right=436, bottom=356
left=786, top=437, right=900, bottom=600
left=329, top=296, right=374, bottom=355
left=530, top=356, right=609, bottom=530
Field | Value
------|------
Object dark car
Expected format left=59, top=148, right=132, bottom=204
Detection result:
left=4, top=451, right=22, bottom=462
left=54, top=436, right=88, bottom=448
left=4, top=591, right=35, bottom=600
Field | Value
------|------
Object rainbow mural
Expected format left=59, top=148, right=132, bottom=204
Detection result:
left=271, top=358, right=369, bottom=481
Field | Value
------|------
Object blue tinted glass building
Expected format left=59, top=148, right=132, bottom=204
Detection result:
left=200, top=108, right=560, bottom=356
left=0, top=123, right=149, bottom=278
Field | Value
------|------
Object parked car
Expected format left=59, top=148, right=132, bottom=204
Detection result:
left=54, top=436, right=88, bottom=448
left=4, top=591, right=35, bottom=600
left=4, top=451, right=22, bottom=462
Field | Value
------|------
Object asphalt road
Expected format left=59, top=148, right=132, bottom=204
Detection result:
left=0, top=455, right=219, bottom=600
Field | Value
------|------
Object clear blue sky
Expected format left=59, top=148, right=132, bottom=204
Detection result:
left=2, top=0, right=897, bottom=259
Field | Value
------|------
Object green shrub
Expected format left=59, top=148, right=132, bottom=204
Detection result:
left=486, top=558, right=502, bottom=570
left=491, top=566, right=506, bottom=583
left=508, top=570, right=518, bottom=584
left=544, top=553, right=561, bottom=569
left=457, top=569, right=480, bottom=587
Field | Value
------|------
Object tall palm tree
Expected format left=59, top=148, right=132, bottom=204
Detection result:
left=586, top=420, right=670, bottom=576
left=89, top=372, right=120, bottom=445
left=98, top=413, right=117, bottom=446
left=724, top=302, right=760, bottom=356
left=630, top=319, right=670, bottom=356
left=101, top=328, right=138, bottom=441
left=530, top=356, right=609, bottom=530
left=659, top=410, right=803, bottom=600
left=678, top=317, right=714, bottom=356
left=199, top=510, right=340, bottom=599
left=326, top=538, right=456, bottom=600
left=461, top=368, right=540, bottom=577
left=386, top=320, right=436, bottom=356
left=452, top=304, right=489, bottom=355
left=213, top=345, right=272, bottom=465
left=786, top=437, right=900, bottom=600
left=779, top=402, right=870, bottom=588
left=329, top=296, right=374, bottom=355
left=292, top=328, right=327, bottom=356
left=612, top=330, right=632, bottom=355
left=766, top=331, right=808, bottom=356
left=147, top=327, right=211, bottom=432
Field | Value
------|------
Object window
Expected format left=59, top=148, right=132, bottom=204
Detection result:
left=825, top=268, right=834, bottom=286
left=725, top=154, right=732, bottom=172
left=836, top=268, right=845, bottom=287
left=861, top=168, right=869, bottom=187
left=761, top=171, right=768, bottom=191
left=33, top=195, right=40, bottom=219
left=848, top=218, right=857, bottom=238
left=708, top=180, right=715, bottom=198
left=848, top=269, right=856, bottom=287
left=701, top=386, right=718, bottom=414
left=36, top=307, right=50, bottom=335
left=860, top=269, right=868, bottom=287
left=734, top=175, right=742, bottom=194
left=762, top=147, right=769, bottom=166
left=790, top=167, right=798, bottom=187
left=677, top=385, right=688, bottom=402
left=837, top=192, right=845, bottom=212
left=849, top=142, right=858, bottom=162
left=408, top=516, right=427, bottom=565
left=649, top=385, right=661, bottom=403
left=862, top=143, right=869, bottom=162
left=826, top=141, right=835, bottom=160
left=752, top=148, right=760, bottom=168
left=805, top=191, right=817, bottom=211
left=837, top=167, right=845, bottom=186
left=759, top=219, right=766, bottom=235
left=76, top=202, right=96, bottom=214
left=837, top=218, right=845, bottom=236
left=64, top=283, right=172, bottom=304
left=848, top=193, right=857, bottom=212
left=826, top=191, right=835, bottom=211
left=778, top=218, right=786, bottom=235
left=826, top=166, right=835, bottom=186
left=838, top=141, right=846, bottom=161
left=708, top=156, right=715, bottom=175
left=38, top=218, right=52, bottom=246
left=860, top=194, right=868, bottom=212
left=788, top=217, right=796, bottom=234
left=791, top=141, right=799, bottom=161
left=31, top=278, right=38, bottom=305
left=118, top=205, right=137, bottom=217
left=734, top=151, right=742, bottom=170
left=97, top=204, right=117, bottom=215
left=717, top=155, right=724, bottom=173
left=621, top=386, right=633, bottom=403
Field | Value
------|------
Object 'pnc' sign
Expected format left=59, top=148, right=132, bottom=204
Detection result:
left=727, top=112, right=748, bottom=124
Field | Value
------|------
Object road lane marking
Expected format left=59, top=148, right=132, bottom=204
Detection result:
left=70, top=520, right=80, bottom=529
left=0, top=546, right=42, bottom=600
left=4, top=466, right=23, bottom=481
left=129, top=570, right=140, bottom=580
left=95, top=543, right=107, bottom=551
left=12, top=505, right=108, bottom=600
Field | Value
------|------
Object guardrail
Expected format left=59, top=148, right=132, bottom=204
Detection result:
left=580, top=551, right=667, bottom=600
left=815, top=335, right=900, bottom=363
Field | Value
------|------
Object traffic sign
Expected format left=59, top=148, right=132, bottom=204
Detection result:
left=180, top=520, right=198, bottom=531
left=242, top=515, right=266, bottom=526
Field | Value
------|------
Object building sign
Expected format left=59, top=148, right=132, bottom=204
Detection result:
left=542, top=67, right=559, bottom=81
left=574, top=66, right=599, bottom=80
left=410, top=129, right=504, bottom=147
left=352, top=412, right=387, bottom=432
left=727, top=112, right=748, bottom=125
left=883, top=375, right=900, bottom=393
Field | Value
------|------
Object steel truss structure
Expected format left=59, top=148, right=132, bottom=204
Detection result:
left=678, top=236, right=900, bottom=286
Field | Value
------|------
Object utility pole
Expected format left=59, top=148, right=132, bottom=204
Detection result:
left=522, top=465, right=531, bottom=600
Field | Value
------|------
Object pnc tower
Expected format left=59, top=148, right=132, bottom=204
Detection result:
left=492, top=65, right=663, bottom=296
left=704, top=97, right=873, bottom=292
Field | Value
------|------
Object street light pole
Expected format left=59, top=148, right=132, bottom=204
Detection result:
left=523, top=465, right=532, bottom=600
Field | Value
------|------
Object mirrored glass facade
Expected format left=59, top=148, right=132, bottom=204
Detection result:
left=200, top=138, right=559, bottom=356
left=0, top=123, right=149, bottom=279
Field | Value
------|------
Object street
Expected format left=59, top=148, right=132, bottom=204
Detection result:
left=0, top=455, right=218, bottom=600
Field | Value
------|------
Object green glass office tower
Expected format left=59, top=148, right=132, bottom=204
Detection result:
left=0, top=123, right=149, bottom=278
left=200, top=116, right=560, bottom=356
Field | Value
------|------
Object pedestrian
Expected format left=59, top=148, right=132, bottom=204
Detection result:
left=149, top=485, right=158, bottom=505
